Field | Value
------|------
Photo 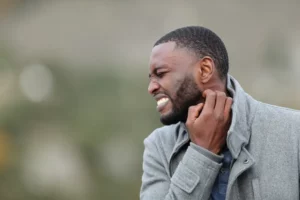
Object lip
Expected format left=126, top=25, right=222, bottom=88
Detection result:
left=154, top=94, right=168, bottom=101
left=154, top=94, right=170, bottom=112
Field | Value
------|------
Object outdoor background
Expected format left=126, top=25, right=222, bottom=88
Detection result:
left=0, top=1, right=300, bottom=200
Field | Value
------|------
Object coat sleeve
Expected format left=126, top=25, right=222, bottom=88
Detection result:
left=140, top=135, right=223, bottom=200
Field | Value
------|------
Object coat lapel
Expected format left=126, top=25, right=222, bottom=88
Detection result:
left=225, top=75, right=259, bottom=199
left=226, top=148, right=255, bottom=199
left=226, top=75, right=259, bottom=159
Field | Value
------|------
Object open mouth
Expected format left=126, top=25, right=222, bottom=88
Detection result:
left=156, top=97, right=170, bottom=111
left=157, top=97, right=169, bottom=106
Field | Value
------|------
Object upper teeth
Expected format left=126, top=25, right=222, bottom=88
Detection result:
left=157, top=98, right=169, bottom=106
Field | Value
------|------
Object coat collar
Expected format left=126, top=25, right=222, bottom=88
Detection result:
left=226, top=75, right=258, bottom=158
left=171, top=75, right=259, bottom=160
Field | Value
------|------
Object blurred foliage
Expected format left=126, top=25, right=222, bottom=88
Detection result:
left=0, top=50, right=161, bottom=200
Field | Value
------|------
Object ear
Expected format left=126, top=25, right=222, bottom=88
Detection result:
left=196, top=56, right=215, bottom=84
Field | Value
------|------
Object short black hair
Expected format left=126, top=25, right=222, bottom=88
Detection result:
left=154, top=26, right=229, bottom=79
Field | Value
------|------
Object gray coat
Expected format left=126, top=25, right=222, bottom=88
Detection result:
left=140, top=75, right=300, bottom=200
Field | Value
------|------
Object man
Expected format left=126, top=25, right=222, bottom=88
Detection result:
left=140, top=26, right=300, bottom=200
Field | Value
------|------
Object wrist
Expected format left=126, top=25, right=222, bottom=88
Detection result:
left=190, top=143, right=223, bottom=163
left=192, top=140, right=221, bottom=155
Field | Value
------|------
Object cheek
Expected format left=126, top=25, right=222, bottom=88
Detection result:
left=168, top=79, right=181, bottom=95
left=160, top=73, right=187, bottom=99
left=172, top=74, right=187, bottom=93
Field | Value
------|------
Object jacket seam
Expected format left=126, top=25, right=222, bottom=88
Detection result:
left=260, top=102, right=300, bottom=113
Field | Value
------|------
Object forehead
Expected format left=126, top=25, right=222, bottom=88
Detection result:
left=151, top=41, right=176, bottom=59
left=149, top=42, right=194, bottom=70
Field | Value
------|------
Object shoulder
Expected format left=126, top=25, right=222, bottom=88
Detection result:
left=145, top=122, right=182, bottom=146
left=143, top=122, right=188, bottom=159
left=255, top=101, right=300, bottom=130
left=258, top=102, right=300, bottom=119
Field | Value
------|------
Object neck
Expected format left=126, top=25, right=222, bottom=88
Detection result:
left=205, top=76, right=228, bottom=95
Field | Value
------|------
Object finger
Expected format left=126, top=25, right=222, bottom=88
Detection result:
left=202, top=89, right=216, bottom=113
left=187, top=103, right=204, bottom=122
left=202, top=89, right=212, bottom=98
left=223, top=97, right=233, bottom=121
left=214, top=91, right=227, bottom=118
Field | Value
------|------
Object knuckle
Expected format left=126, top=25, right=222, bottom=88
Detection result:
left=216, top=91, right=226, bottom=98
left=204, top=89, right=213, bottom=95
left=203, top=111, right=213, bottom=119
left=209, top=91, right=217, bottom=96
left=186, top=121, right=191, bottom=126
left=188, top=106, right=195, bottom=112
left=227, top=97, right=233, bottom=103
left=214, top=113, right=224, bottom=121
left=186, top=120, right=194, bottom=127
left=218, top=115, right=225, bottom=121
left=206, top=92, right=216, bottom=99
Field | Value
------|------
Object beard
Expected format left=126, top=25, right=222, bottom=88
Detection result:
left=160, top=75, right=202, bottom=125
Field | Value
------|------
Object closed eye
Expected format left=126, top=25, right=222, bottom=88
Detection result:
left=156, top=71, right=166, bottom=78
left=149, top=67, right=170, bottom=79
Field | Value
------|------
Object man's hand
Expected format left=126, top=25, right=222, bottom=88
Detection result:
left=185, top=89, right=233, bottom=154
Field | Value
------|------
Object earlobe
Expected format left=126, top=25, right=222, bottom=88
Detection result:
left=199, top=56, right=214, bottom=83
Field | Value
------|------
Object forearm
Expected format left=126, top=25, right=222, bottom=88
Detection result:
left=141, top=141, right=222, bottom=200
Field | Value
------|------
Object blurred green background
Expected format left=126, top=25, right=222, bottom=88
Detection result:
left=0, top=1, right=300, bottom=200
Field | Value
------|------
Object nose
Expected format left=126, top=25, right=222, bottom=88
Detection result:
left=148, top=79, right=160, bottom=94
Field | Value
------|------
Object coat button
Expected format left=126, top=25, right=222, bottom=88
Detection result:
left=243, top=159, right=249, bottom=164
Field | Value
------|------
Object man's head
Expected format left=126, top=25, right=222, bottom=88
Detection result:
left=148, top=26, right=229, bottom=125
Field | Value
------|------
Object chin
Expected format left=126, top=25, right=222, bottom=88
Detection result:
left=160, top=118, right=177, bottom=125
left=160, top=111, right=186, bottom=125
